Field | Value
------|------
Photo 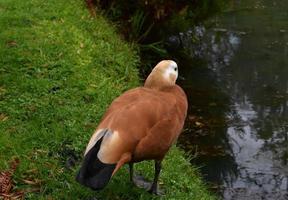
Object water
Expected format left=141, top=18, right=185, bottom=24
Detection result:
left=175, top=0, right=288, bottom=199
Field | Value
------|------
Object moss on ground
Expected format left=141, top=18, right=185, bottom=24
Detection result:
left=0, top=0, right=216, bottom=199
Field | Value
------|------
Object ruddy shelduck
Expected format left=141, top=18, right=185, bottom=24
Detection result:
left=76, top=60, right=188, bottom=195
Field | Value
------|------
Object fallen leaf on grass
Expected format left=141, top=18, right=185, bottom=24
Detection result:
left=0, top=158, right=20, bottom=199
left=0, top=192, right=24, bottom=200
left=6, top=40, right=18, bottom=47
left=0, top=113, right=8, bottom=121
left=0, top=158, right=41, bottom=200
left=0, top=87, right=7, bottom=95
left=22, top=179, right=42, bottom=186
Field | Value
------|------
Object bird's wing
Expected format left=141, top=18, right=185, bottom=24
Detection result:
left=132, top=110, right=184, bottom=162
left=132, top=85, right=188, bottom=162
left=100, top=87, right=143, bottom=119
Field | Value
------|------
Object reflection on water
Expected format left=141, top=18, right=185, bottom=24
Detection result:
left=176, top=0, right=288, bottom=199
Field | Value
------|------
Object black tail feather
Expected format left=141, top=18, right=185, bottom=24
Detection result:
left=76, top=131, right=116, bottom=190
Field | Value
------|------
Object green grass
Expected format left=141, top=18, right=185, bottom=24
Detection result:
left=0, top=0, right=216, bottom=199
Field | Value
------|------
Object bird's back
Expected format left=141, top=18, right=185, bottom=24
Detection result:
left=100, top=87, right=177, bottom=134
left=93, top=85, right=187, bottom=164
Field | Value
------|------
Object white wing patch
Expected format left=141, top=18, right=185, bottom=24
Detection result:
left=97, top=130, right=122, bottom=164
left=84, top=129, right=107, bottom=156
left=84, top=129, right=122, bottom=164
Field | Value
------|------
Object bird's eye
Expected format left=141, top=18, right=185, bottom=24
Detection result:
left=174, top=67, right=177, bottom=71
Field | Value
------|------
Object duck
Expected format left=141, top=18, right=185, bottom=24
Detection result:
left=76, top=60, right=188, bottom=195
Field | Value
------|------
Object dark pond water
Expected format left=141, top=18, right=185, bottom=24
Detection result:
left=174, top=0, right=288, bottom=199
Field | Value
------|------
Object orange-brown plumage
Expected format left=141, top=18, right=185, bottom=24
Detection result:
left=76, top=60, right=188, bottom=194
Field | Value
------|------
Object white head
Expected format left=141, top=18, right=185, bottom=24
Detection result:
left=162, top=60, right=178, bottom=83
left=144, top=60, right=178, bottom=89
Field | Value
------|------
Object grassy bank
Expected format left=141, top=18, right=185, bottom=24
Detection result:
left=0, top=0, right=215, bottom=199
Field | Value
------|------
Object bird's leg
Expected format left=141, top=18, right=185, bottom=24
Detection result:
left=129, top=162, right=134, bottom=182
left=129, top=162, right=152, bottom=190
left=148, top=160, right=164, bottom=195
left=129, top=161, right=164, bottom=195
